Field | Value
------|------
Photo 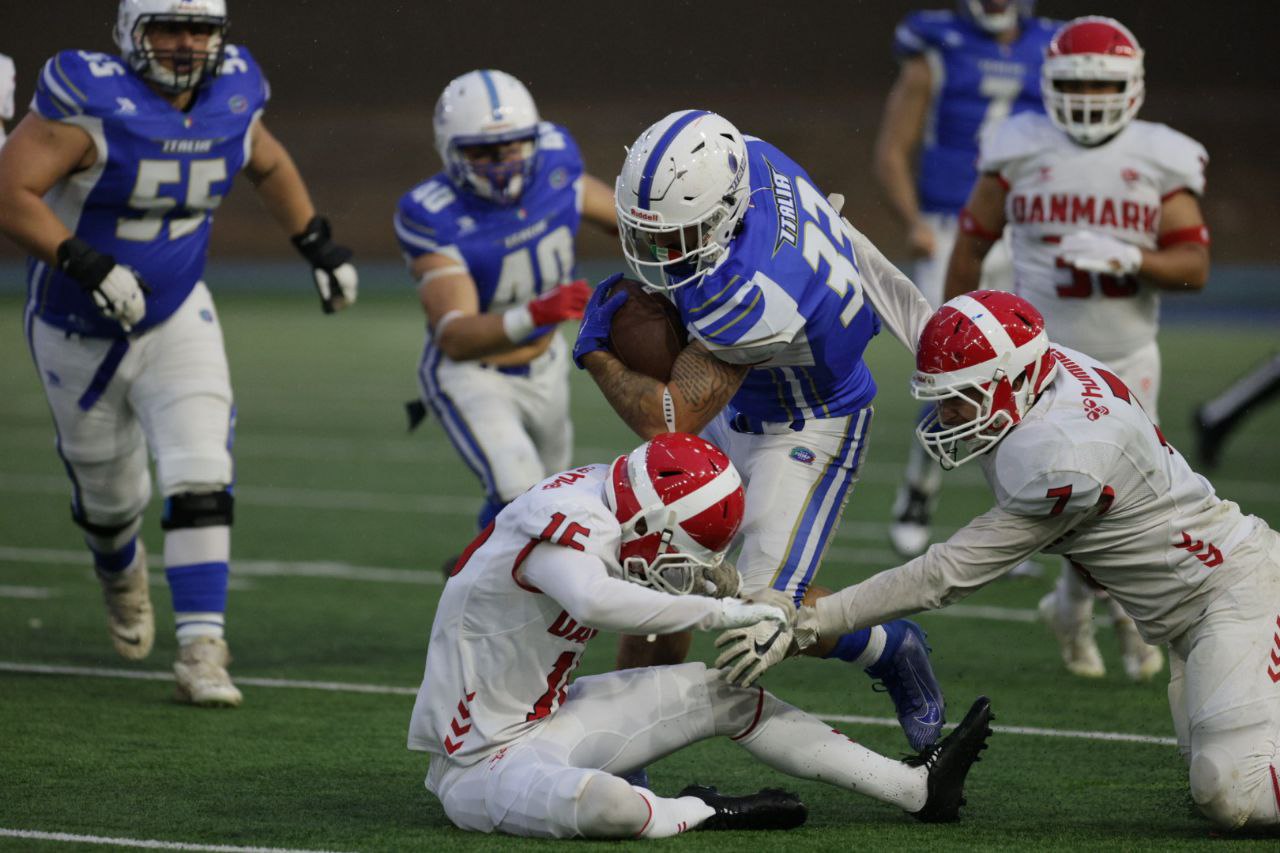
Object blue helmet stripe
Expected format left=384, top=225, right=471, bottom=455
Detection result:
left=479, top=70, right=502, bottom=121
left=638, top=110, right=711, bottom=209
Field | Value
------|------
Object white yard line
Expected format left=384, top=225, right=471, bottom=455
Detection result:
left=0, top=828, right=349, bottom=853
left=0, top=584, right=55, bottom=599
left=0, top=660, right=1177, bottom=746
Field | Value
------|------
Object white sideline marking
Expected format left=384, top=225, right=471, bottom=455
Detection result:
left=0, top=660, right=1176, bottom=746
left=0, top=828, right=349, bottom=853
left=0, top=584, right=55, bottom=599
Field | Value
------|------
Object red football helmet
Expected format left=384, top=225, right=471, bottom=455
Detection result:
left=911, top=291, right=1057, bottom=469
left=1042, top=16, right=1145, bottom=146
left=604, top=433, right=745, bottom=595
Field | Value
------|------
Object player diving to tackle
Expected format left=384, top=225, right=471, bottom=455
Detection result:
left=571, top=111, right=947, bottom=766
left=0, top=0, right=358, bottom=706
left=409, top=432, right=994, bottom=838
left=716, top=278, right=1280, bottom=831
left=395, top=69, right=617, bottom=534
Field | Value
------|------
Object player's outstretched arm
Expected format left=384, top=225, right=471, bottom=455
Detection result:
left=944, top=174, right=1008, bottom=302
left=872, top=55, right=936, bottom=257
left=0, top=113, right=94, bottom=262
left=581, top=341, right=749, bottom=440
left=245, top=121, right=357, bottom=313
left=580, top=173, right=619, bottom=235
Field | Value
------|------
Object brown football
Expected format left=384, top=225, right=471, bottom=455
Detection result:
left=607, top=278, right=688, bottom=382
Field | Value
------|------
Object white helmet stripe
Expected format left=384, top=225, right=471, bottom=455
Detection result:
left=953, top=294, right=1017, bottom=354
left=663, top=465, right=741, bottom=522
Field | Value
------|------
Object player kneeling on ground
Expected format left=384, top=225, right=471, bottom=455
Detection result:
left=716, top=286, right=1280, bottom=832
left=408, top=433, right=994, bottom=838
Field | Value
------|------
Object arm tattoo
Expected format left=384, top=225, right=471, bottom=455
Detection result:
left=584, top=351, right=668, bottom=438
left=669, top=342, right=750, bottom=430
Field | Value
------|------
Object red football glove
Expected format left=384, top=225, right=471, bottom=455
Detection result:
left=527, top=279, right=592, bottom=326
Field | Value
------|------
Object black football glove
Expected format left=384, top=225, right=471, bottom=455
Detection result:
left=56, top=236, right=149, bottom=332
left=291, top=215, right=358, bottom=313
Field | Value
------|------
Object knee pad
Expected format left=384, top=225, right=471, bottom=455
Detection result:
left=161, top=489, right=234, bottom=531
left=1190, top=747, right=1252, bottom=830
left=72, top=507, right=140, bottom=538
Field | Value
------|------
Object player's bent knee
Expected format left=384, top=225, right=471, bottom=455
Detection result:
left=161, top=488, right=234, bottom=530
left=1189, top=747, right=1267, bottom=830
left=575, top=774, right=650, bottom=838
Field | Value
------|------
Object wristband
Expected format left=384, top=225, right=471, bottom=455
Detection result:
left=502, top=305, right=536, bottom=342
left=434, top=309, right=465, bottom=339
left=662, top=387, right=677, bottom=433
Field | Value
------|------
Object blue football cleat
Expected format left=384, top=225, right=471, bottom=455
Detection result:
left=620, top=767, right=651, bottom=790
left=866, top=620, right=946, bottom=751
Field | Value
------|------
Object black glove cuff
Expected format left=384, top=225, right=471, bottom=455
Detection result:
left=56, top=237, right=115, bottom=289
left=291, top=215, right=352, bottom=268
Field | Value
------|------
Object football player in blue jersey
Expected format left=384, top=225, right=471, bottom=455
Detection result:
left=0, top=0, right=358, bottom=707
left=394, top=70, right=617, bottom=537
left=573, top=110, right=947, bottom=761
left=873, top=1, right=1057, bottom=559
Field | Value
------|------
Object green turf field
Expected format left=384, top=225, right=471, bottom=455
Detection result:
left=2, top=292, right=1278, bottom=852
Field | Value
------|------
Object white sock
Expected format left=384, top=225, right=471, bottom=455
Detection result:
left=736, top=693, right=928, bottom=812
left=634, top=786, right=715, bottom=838
left=175, top=612, right=225, bottom=644
left=853, top=624, right=888, bottom=668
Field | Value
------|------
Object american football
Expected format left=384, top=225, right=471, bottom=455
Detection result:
left=607, top=277, right=688, bottom=382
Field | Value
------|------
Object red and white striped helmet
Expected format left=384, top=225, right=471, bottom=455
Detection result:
left=911, top=291, right=1057, bottom=469
left=1042, top=16, right=1145, bottom=146
left=604, top=433, right=744, bottom=595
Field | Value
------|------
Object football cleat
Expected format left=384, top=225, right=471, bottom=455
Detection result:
left=1038, top=591, right=1105, bottom=678
left=1192, top=405, right=1227, bottom=470
left=1114, top=612, right=1164, bottom=682
left=95, top=542, right=154, bottom=660
left=677, top=785, right=808, bottom=831
left=907, top=695, right=994, bottom=823
left=621, top=767, right=651, bottom=790
left=867, top=620, right=946, bottom=751
left=173, top=637, right=243, bottom=708
left=888, top=485, right=931, bottom=558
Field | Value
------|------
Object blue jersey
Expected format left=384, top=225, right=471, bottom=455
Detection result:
left=894, top=11, right=1058, bottom=214
left=671, top=138, right=879, bottom=425
left=28, top=46, right=268, bottom=338
left=393, top=122, right=585, bottom=315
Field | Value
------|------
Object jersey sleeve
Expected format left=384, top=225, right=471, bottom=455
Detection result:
left=513, top=480, right=624, bottom=577
left=219, top=44, right=270, bottom=112
left=0, top=54, right=15, bottom=121
left=32, top=51, right=108, bottom=122
left=393, top=182, right=465, bottom=265
left=1145, top=124, right=1208, bottom=198
left=977, top=112, right=1049, bottom=184
left=989, top=426, right=1108, bottom=518
left=892, top=11, right=950, bottom=60
left=686, top=268, right=805, bottom=364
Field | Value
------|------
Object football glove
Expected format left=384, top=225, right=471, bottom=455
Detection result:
left=714, top=620, right=794, bottom=688
left=571, top=272, right=629, bottom=368
left=710, top=598, right=790, bottom=631
left=292, top=215, right=358, bottom=313
left=701, top=560, right=742, bottom=599
left=503, top=279, right=592, bottom=341
left=1059, top=231, right=1143, bottom=276
left=56, top=237, right=148, bottom=332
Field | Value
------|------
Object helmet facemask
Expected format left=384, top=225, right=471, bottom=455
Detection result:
left=961, top=0, right=1021, bottom=34
left=617, top=511, right=721, bottom=596
left=617, top=188, right=745, bottom=292
left=1042, top=17, right=1145, bottom=146
left=126, top=13, right=227, bottom=94
left=448, top=133, right=538, bottom=205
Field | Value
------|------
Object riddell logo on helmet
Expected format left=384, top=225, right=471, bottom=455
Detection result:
left=630, top=207, right=661, bottom=222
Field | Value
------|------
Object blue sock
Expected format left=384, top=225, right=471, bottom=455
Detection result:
left=92, top=537, right=137, bottom=574
left=865, top=620, right=913, bottom=677
left=824, top=628, right=872, bottom=662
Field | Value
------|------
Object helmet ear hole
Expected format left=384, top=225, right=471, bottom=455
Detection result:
left=634, top=517, right=649, bottom=537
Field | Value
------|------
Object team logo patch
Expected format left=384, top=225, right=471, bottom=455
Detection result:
left=548, top=167, right=568, bottom=190
left=1121, top=167, right=1141, bottom=188
left=199, top=308, right=214, bottom=323
left=789, top=446, right=816, bottom=465
left=1082, top=398, right=1110, bottom=421
left=228, top=94, right=249, bottom=114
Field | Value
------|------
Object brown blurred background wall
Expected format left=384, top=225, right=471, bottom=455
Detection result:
left=3, top=1, right=1277, bottom=264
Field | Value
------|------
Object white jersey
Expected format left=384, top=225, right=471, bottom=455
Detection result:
left=0, top=53, right=14, bottom=147
left=981, top=113, right=1207, bottom=362
left=981, top=346, right=1256, bottom=637
left=407, top=464, right=622, bottom=765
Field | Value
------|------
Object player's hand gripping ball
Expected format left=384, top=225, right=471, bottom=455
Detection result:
left=606, top=278, right=688, bottom=382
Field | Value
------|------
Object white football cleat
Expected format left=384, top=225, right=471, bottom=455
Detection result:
left=1038, top=591, right=1105, bottom=678
left=1114, top=612, right=1164, bottom=682
left=174, top=637, right=243, bottom=708
left=95, top=543, right=154, bottom=660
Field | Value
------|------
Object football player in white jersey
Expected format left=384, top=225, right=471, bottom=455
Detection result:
left=410, top=432, right=995, bottom=838
left=716, top=288, right=1280, bottom=831
left=0, top=1, right=358, bottom=706
left=944, top=17, right=1211, bottom=683
left=0, top=53, right=14, bottom=147
left=395, top=70, right=617, bottom=540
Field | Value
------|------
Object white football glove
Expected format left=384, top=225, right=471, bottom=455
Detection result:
left=714, top=620, right=794, bottom=688
left=55, top=237, right=148, bottom=332
left=700, top=560, right=742, bottom=599
left=292, top=215, right=359, bottom=313
left=710, top=598, right=790, bottom=631
left=1058, top=231, right=1143, bottom=276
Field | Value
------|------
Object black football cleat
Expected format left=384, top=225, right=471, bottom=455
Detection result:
left=906, top=695, right=994, bottom=823
left=677, top=784, right=808, bottom=831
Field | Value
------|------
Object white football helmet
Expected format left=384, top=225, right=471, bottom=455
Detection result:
left=604, top=433, right=745, bottom=596
left=115, top=0, right=229, bottom=94
left=433, top=69, right=540, bottom=204
left=911, top=291, right=1057, bottom=469
left=1042, top=16, right=1145, bottom=146
left=616, top=110, right=750, bottom=292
